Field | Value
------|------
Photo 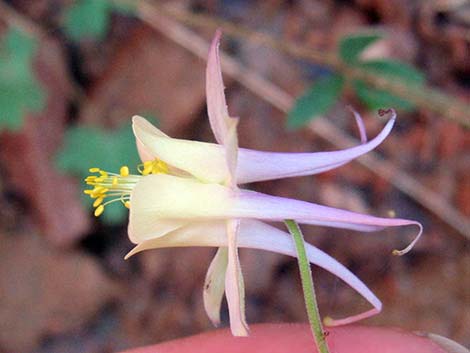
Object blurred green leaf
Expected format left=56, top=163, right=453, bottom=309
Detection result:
left=353, top=80, right=415, bottom=111
left=357, top=59, right=426, bottom=86
left=0, top=28, right=45, bottom=131
left=64, top=0, right=111, bottom=41
left=56, top=123, right=141, bottom=224
left=287, top=74, right=344, bottom=129
left=353, top=59, right=426, bottom=111
left=111, top=0, right=137, bottom=14
left=339, top=33, right=382, bottom=64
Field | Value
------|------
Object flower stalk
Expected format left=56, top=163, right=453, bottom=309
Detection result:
left=285, top=220, right=330, bottom=353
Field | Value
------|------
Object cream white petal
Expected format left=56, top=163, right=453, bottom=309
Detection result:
left=128, top=217, right=187, bottom=244
left=132, top=115, right=169, bottom=162
left=206, top=29, right=230, bottom=145
left=203, top=247, right=228, bottom=327
left=206, top=31, right=240, bottom=186
left=132, top=116, right=229, bottom=183
left=130, top=174, right=231, bottom=215
left=129, top=174, right=421, bottom=252
left=128, top=174, right=232, bottom=242
left=224, top=219, right=249, bottom=336
left=132, top=115, right=396, bottom=185
left=125, top=219, right=382, bottom=324
left=223, top=117, right=239, bottom=187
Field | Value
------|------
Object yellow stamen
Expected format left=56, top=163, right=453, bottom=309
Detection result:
left=93, top=186, right=108, bottom=194
left=93, top=197, right=104, bottom=207
left=157, top=160, right=169, bottom=174
left=94, top=205, right=105, bottom=217
left=151, top=164, right=159, bottom=174
left=120, top=166, right=129, bottom=177
left=85, top=159, right=165, bottom=217
left=142, top=161, right=153, bottom=175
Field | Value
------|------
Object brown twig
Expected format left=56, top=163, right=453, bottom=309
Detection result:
left=129, top=0, right=469, bottom=128
left=134, top=1, right=470, bottom=240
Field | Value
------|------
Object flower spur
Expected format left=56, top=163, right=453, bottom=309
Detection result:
left=84, top=30, right=422, bottom=336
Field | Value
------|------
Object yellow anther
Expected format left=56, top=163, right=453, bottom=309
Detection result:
left=86, top=163, right=140, bottom=214
left=93, top=197, right=104, bottom=207
left=120, top=166, right=129, bottom=177
left=151, top=164, right=159, bottom=174
left=94, top=205, right=105, bottom=217
left=91, top=186, right=109, bottom=197
left=142, top=164, right=153, bottom=176
left=93, top=186, right=108, bottom=195
left=157, top=160, right=169, bottom=174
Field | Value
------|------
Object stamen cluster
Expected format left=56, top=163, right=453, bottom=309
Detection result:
left=84, top=159, right=168, bottom=217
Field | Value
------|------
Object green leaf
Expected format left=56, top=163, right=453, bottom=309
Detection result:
left=353, top=80, right=415, bottom=111
left=5, top=28, right=37, bottom=61
left=357, top=59, right=426, bottom=86
left=339, top=33, right=382, bottom=64
left=0, top=28, right=46, bottom=131
left=111, top=0, right=137, bottom=15
left=64, top=0, right=111, bottom=41
left=56, top=123, right=143, bottom=224
left=287, top=74, right=344, bottom=129
left=353, top=59, right=426, bottom=111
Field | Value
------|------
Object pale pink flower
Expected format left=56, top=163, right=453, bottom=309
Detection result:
left=86, top=31, right=422, bottom=336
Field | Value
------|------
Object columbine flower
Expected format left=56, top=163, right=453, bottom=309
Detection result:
left=84, top=31, right=422, bottom=336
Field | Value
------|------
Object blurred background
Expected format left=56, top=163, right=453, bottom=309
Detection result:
left=0, top=0, right=469, bottom=352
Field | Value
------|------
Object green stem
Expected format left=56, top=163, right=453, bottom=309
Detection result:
left=285, top=220, right=330, bottom=353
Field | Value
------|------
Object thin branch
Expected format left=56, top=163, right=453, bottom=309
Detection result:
left=135, top=2, right=470, bottom=240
